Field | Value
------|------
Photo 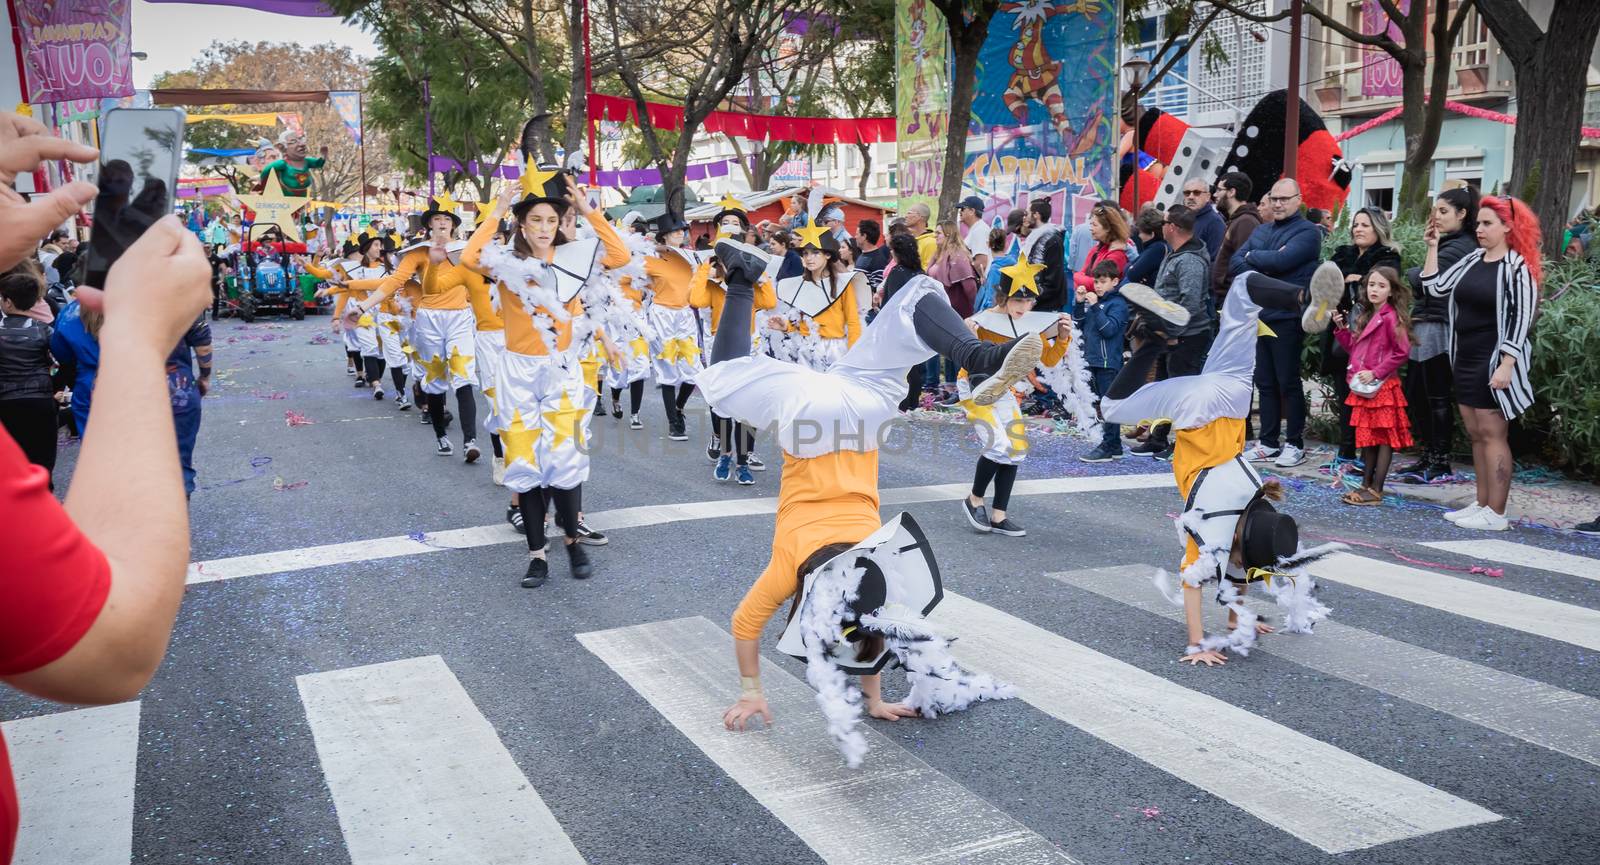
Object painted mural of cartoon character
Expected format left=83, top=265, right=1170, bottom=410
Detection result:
left=905, top=0, right=933, bottom=135
left=998, top=0, right=1105, bottom=157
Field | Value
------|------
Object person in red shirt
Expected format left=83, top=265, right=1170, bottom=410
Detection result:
left=0, top=111, right=212, bottom=864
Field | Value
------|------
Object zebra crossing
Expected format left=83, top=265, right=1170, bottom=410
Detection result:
left=8, top=528, right=1597, bottom=865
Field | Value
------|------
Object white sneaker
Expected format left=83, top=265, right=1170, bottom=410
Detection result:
left=1443, top=502, right=1485, bottom=522
left=1301, top=262, right=1345, bottom=334
left=1455, top=508, right=1509, bottom=531
left=1274, top=444, right=1307, bottom=468
left=1243, top=442, right=1281, bottom=461
left=491, top=456, right=506, bottom=486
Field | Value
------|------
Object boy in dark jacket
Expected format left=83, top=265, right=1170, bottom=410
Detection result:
left=1076, top=259, right=1131, bottom=462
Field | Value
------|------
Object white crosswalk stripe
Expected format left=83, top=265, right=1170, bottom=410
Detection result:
left=578, top=616, right=1083, bottom=865
left=928, top=593, right=1502, bottom=853
left=1051, top=565, right=1600, bottom=768
left=185, top=474, right=1169, bottom=584
left=1419, top=539, right=1600, bottom=584
left=1308, top=553, right=1600, bottom=652
left=2, top=702, right=140, bottom=865
left=296, top=655, right=588, bottom=864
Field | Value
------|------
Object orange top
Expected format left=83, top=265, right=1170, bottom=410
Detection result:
left=688, top=262, right=775, bottom=335
left=306, top=260, right=353, bottom=317
left=370, top=246, right=473, bottom=311
left=777, top=275, right=863, bottom=343
left=465, top=268, right=504, bottom=332
left=1173, top=416, right=1247, bottom=569
left=618, top=276, right=645, bottom=310
left=644, top=253, right=694, bottom=308
left=730, top=449, right=881, bottom=641
left=462, top=210, right=629, bottom=356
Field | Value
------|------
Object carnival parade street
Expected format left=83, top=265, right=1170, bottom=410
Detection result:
left=4, top=315, right=1597, bottom=865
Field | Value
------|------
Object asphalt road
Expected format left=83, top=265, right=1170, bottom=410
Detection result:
left=4, top=316, right=1598, bottom=865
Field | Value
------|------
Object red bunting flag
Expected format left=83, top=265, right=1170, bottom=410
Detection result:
left=587, top=94, right=895, bottom=145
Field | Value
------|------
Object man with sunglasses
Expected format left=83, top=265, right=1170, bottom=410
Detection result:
left=1182, top=178, right=1225, bottom=261
left=1226, top=178, right=1325, bottom=469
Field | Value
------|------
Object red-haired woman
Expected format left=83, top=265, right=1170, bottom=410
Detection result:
left=1420, top=196, right=1541, bottom=531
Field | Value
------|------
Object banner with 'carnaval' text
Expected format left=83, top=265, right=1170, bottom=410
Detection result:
left=13, top=0, right=135, bottom=104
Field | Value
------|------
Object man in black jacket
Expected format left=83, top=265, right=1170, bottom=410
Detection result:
left=1020, top=198, right=1069, bottom=312
left=1123, top=205, right=1212, bottom=458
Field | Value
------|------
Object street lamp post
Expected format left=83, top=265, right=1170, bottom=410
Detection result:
left=1121, top=57, right=1152, bottom=212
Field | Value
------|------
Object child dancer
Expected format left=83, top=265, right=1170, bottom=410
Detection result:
left=706, top=239, right=1030, bottom=765
left=961, top=260, right=1073, bottom=537
left=643, top=216, right=702, bottom=441
left=768, top=218, right=863, bottom=371
left=1332, top=266, right=1415, bottom=505
left=1103, top=272, right=1339, bottom=666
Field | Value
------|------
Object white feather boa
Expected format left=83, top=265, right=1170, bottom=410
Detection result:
left=797, top=558, right=1015, bottom=768
left=1034, top=314, right=1104, bottom=438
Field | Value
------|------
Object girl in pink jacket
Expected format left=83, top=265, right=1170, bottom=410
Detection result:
left=1332, top=265, right=1416, bottom=505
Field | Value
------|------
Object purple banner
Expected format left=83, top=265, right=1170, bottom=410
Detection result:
left=428, top=155, right=740, bottom=187
left=1360, top=0, right=1408, bottom=98
left=145, top=0, right=335, bottom=16
left=14, top=0, right=135, bottom=104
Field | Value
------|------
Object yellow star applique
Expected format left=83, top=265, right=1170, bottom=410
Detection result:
left=383, top=319, right=404, bottom=334
left=579, top=351, right=603, bottom=393
left=794, top=219, right=830, bottom=250
left=960, top=398, right=999, bottom=428
left=433, top=191, right=462, bottom=216
left=482, top=385, right=498, bottom=415
left=475, top=200, right=497, bottom=225
left=236, top=172, right=308, bottom=242
left=628, top=336, right=649, bottom=359
left=1257, top=320, right=1277, bottom=338
left=356, top=313, right=375, bottom=328
left=1001, top=259, right=1048, bottom=296
left=401, top=341, right=417, bottom=356
left=499, top=409, right=541, bottom=468
left=717, top=193, right=746, bottom=213
left=421, top=352, right=449, bottom=384
left=519, top=158, right=561, bottom=196
left=446, top=345, right=474, bottom=381
left=542, top=390, right=589, bottom=451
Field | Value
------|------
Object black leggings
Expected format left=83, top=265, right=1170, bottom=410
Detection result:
left=972, top=457, right=1019, bottom=512
left=521, top=486, right=581, bottom=550
left=659, top=382, right=694, bottom=422
left=1406, top=352, right=1454, bottom=461
left=0, top=398, right=58, bottom=486
left=347, top=349, right=361, bottom=375
left=1108, top=272, right=1300, bottom=401
left=389, top=365, right=407, bottom=392
left=711, top=411, right=753, bottom=464
left=611, top=379, right=645, bottom=414
left=362, top=355, right=386, bottom=385
left=429, top=385, right=477, bottom=438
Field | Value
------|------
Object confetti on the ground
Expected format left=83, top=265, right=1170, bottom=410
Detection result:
left=308, top=333, right=332, bottom=345
left=251, top=390, right=288, bottom=400
left=1306, top=532, right=1504, bottom=577
left=1139, top=807, right=1162, bottom=819
left=285, top=410, right=314, bottom=427
left=271, top=475, right=308, bottom=491
left=198, top=455, right=273, bottom=491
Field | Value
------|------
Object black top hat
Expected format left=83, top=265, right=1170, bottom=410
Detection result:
left=1237, top=494, right=1299, bottom=573
left=419, top=198, right=461, bottom=229
left=512, top=164, right=571, bottom=222
left=651, top=213, right=689, bottom=238
left=341, top=238, right=361, bottom=257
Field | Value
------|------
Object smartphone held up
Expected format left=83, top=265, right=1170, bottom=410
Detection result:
left=80, top=108, right=186, bottom=289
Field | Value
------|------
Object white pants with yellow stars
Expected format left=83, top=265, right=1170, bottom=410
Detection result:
left=959, top=382, right=1030, bottom=465
left=648, top=305, right=702, bottom=386
left=495, top=351, right=593, bottom=493
left=412, top=307, right=477, bottom=396
left=349, top=314, right=381, bottom=359
left=375, top=311, right=410, bottom=373
left=474, top=329, right=507, bottom=434
left=603, top=335, right=653, bottom=390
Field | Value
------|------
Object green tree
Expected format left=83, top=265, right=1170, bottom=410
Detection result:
left=363, top=17, right=539, bottom=203
left=823, top=0, right=896, bottom=199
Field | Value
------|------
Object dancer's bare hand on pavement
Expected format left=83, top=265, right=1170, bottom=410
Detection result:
left=866, top=699, right=919, bottom=721
left=722, top=694, right=773, bottom=731
left=1180, top=649, right=1227, bottom=666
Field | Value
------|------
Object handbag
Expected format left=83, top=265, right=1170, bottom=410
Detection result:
left=1350, top=375, right=1383, bottom=397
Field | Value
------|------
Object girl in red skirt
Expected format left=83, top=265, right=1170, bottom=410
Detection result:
left=1332, top=265, right=1416, bottom=505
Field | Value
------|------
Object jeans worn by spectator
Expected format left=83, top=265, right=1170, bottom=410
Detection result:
left=1255, top=318, right=1306, bottom=449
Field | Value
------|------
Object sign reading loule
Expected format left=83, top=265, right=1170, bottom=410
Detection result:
left=13, top=0, right=135, bottom=104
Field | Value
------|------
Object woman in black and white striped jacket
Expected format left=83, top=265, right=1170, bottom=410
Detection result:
left=1419, top=195, right=1541, bottom=532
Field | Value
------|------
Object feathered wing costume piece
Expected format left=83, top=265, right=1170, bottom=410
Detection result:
left=1033, top=314, right=1106, bottom=438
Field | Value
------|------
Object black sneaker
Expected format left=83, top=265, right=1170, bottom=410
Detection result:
left=566, top=542, right=593, bottom=579
left=1395, top=457, right=1430, bottom=477
left=970, top=332, right=1043, bottom=407
left=1574, top=516, right=1600, bottom=537
left=521, top=556, right=549, bottom=588
left=668, top=420, right=688, bottom=441
left=708, top=436, right=721, bottom=462
left=593, top=400, right=605, bottom=417
left=713, top=238, right=776, bottom=286
left=1121, top=283, right=1190, bottom=331
left=463, top=439, right=481, bottom=463
left=354, top=378, right=368, bottom=389
left=1153, top=446, right=1175, bottom=461
left=629, top=414, right=643, bottom=430
left=1079, top=443, right=1124, bottom=463
left=575, top=521, right=609, bottom=546
left=962, top=499, right=991, bottom=533
left=989, top=517, right=1027, bottom=537
left=1128, top=439, right=1166, bottom=457
left=435, top=437, right=454, bottom=456
left=506, top=505, right=525, bottom=534
left=420, top=412, right=434, bottom=424
left=746, top=453, right=766, bottom=471
left=612, top=405, right=623, bottom=419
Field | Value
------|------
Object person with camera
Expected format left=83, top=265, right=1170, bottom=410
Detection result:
left=0, top=111, right=213, bottom=865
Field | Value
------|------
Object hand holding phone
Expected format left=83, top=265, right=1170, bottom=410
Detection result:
left=0, top=112, right=99, bottom=271
left=81, top=108, right=185, bottom=289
